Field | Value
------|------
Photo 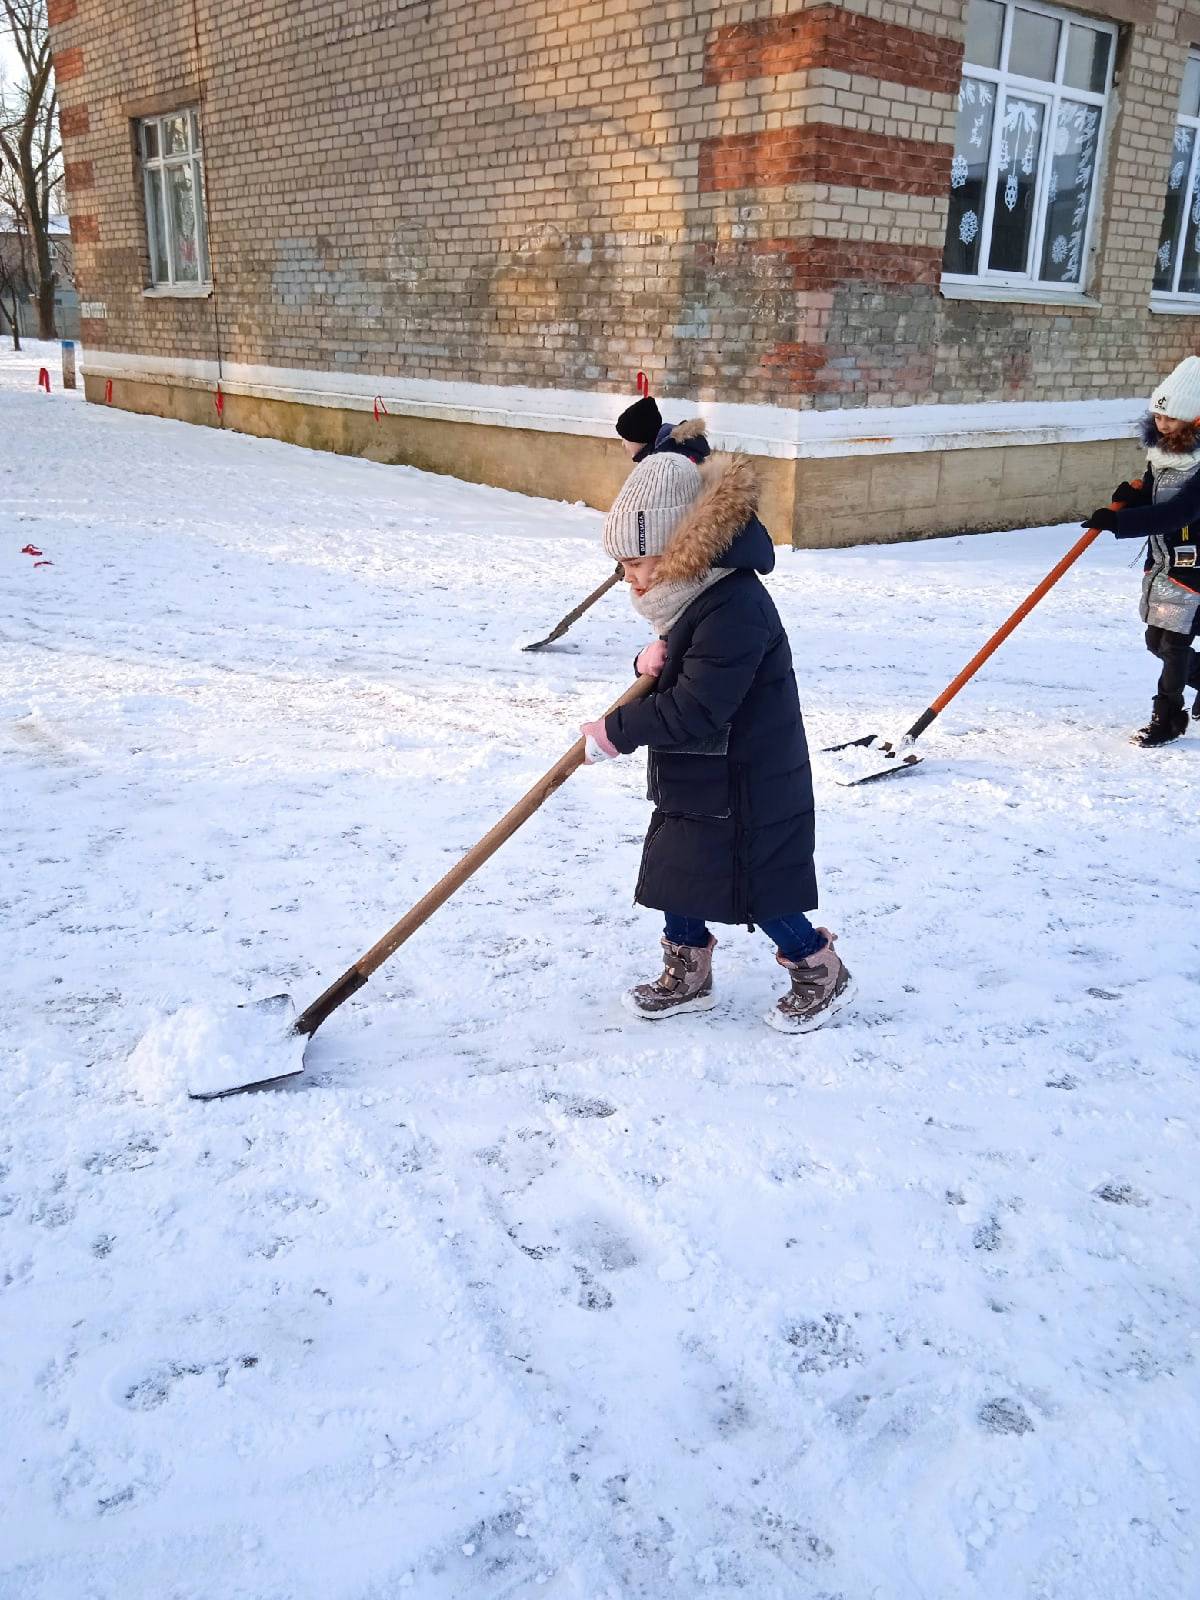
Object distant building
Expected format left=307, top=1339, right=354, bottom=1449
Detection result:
left=0, top=215, right=79, bottom=340
left=48, top=1, right=1200, bottom=544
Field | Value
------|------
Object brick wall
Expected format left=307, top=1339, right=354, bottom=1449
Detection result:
left=48, top=0, right=1200, bottom=431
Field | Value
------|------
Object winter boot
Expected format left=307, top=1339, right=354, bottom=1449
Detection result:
left=1192, top=688, right=1200, bottom=722
left=1131, top=703, right=1189, bottom=746
left=623, top=936, right=717, bottom=1020
left=765, top=929, right=853, bottom=1034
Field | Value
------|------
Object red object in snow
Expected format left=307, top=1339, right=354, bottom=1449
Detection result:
left=214, top=385, right=225, bottom=417
left=636, top=371, right=649, bottom=397
left=104, top=378, right=113, bottom=404
left=21, top=544, right=44, bottom=557
left=33, top=560, right=53, bottom=568
left=37, top=367, right=50, bottom=393
left=373, top=395, right=388, bottom=422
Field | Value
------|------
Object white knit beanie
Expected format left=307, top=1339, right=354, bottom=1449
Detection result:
left=1151, top=355, right=1200, bottom=420
left=602, top=453, right=702, bottom=561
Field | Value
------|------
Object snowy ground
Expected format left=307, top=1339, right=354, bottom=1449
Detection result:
left=2, top=339, right=1197, bottom=1599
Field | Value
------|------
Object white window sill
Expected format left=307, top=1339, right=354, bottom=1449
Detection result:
left=142, top=283, right=214, bottom=299
left=940, top=279, right=1099, bottom=309
left=1149, top=293, right=1200, bottom=315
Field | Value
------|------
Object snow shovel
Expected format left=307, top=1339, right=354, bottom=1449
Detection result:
left=187, top=672, right=658, bottom=1099
left=522, top=565, right=623, bottom=651
left=825, top=491, right=1138, bottom=786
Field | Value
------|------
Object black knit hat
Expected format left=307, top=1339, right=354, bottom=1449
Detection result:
left=616, top=394, right=663, bottom=446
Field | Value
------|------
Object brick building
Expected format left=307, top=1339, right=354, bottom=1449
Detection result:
left=48, top=0, right=1200, bottom=544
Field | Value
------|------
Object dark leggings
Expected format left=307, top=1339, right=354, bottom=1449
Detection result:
left=663, top=911, right=825, bottom=962
left=1146, top=625, right=1200, bottom=713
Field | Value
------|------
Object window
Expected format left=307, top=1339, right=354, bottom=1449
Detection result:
left=1152, top=56, right=1200, bottom=304
left=139, top=109, right=210, bottom=289
left=943, top=0, right=1115, bottom=294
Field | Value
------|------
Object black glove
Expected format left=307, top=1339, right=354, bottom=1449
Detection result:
left=1082, top=507, right=1121, bottom=532
left=1112, top=479, right=1150, bottom=507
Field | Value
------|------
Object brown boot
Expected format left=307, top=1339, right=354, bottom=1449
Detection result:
left=765, top=929, right=853, bottom=1034
left=623, top=936, right=717, bottom=1020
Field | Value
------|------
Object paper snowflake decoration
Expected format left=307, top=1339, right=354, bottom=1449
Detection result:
left=1005, top=171, right=1019, bottom=211
left=959, top=209, right=979, bottom=245
left=951, top=154, right=969, bottom=190
left=1159, top=240, right=1173, bottom=272
left=1050, top=234, right=1068, bottom=264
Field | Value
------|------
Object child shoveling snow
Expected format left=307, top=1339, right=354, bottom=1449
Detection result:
left=578, top=450, right=853, bottom=1033
left=1084, top=354, right=1200, bottom=747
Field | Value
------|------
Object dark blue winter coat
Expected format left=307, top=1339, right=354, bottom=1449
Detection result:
left=604, top=456, right=816, bottom=925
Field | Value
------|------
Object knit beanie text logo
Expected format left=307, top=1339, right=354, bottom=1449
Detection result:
left=637, top=510, right=646, bottom=555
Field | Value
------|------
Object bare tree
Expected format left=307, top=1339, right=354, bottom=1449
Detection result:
left=0, top=163, right=32, bottom=347
left=0, top=1, right=60, bottom=338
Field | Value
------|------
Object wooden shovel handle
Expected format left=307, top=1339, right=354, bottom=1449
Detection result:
left=294, top=674, right=658, bottom=1036
left=532, top=565, right=623, bottom=647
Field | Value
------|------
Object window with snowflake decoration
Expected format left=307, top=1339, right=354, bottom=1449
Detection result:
left=1152, top=56, right=1200, bottom=301
left=943, top=0, right=1114, bottom=291
left=138, top=110, right=211, bottom=289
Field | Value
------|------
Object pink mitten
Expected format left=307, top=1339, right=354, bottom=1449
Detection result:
left=580, top=718, right=619, bottom=764
left=635, top=639, right=667, bottom=677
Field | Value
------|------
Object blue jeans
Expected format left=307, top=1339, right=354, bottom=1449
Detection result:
left=663, top=911, right=825, bottom=962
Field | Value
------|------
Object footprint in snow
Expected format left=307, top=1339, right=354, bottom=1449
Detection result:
left=785, top=1312, right=861, bottom=1375
left=978, top=1397, right=1035, bottom=1435
left=541, top=1090, right=616, bottom=1119
left=1095, top=1182, right=1149, bottom=1206
left=427, top=1505, right=540, bottom=1592
left=106, top=1355, right=259, bottom=1412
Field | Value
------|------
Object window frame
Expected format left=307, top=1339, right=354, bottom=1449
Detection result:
left=1150, top=53, right=1200, bottom=314
left=137, top=107, right=212, bottom=294
left=942, top=0, right=1117, bottom=298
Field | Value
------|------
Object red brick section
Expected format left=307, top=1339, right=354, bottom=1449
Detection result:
left=64, top=159, right=95, bottom=191
left=706, top=5, right=963, bottom=96
left=788, top=237, right=942, bottom=289
left=53, top=45, right=84, bottom=82
left=48, top=0, right=78, bottom=23
left=71, top=214, right=99, bottom=242
left=700, top=124, right=952, bottom=198
left=698, top=235, right=941, bottom=291
left=761, top=341, right=828, bottom=387
left=60, top=104, right=90, bottom=137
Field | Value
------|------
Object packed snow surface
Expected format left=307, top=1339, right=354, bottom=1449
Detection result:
left=2, top=340, right=1197, bottom=1598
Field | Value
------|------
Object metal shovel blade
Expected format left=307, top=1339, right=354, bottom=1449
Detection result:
left=823, top=734, right=924, bottom=787
left=186, top=993, right=309, bottom=1100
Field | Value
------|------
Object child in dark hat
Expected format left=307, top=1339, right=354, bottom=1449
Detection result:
left=616, top=395, right=663, bottom=463
left=615, top=395, right=713, bottom=467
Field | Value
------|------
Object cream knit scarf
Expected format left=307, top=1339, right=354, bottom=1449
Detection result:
left=632, top=567, right=732, bottom=635
left=1145, top=441, right=1200, bottom=475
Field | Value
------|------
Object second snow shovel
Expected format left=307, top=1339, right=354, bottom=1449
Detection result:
left=825, top=492, right=1137, bottom=785
left=522, top=565, right=623, bottom=651
left=187, top=673, right=657, bottom=1099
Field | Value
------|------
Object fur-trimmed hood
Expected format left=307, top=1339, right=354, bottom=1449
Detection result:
left=1140, top=411, right=1200, bottom=474
left=653, top=416, right=712, bottom=464
left=654, top=453, right=774, bottom=584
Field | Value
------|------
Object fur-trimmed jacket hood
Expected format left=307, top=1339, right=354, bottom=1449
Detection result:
left=653, top=416, right=712, bottom=463
left=655, top=453, right=775, bottom=584
left=635, top=415, right=713, bottom=465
